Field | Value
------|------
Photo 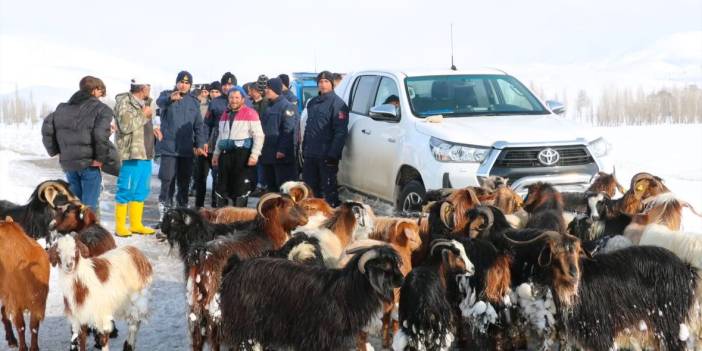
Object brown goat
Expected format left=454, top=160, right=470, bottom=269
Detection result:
left=0, top=217, right=50, bottom=351
left=306, top=202, right=376, bottom=267
left=492, top=186, right=524, bottom=215
left=280, top=181, right=314, bottom=202
left=51, top=204, right=116, bottom=257
left=588, top=171, right=626, bottom=197
left=616, top=172, right=670, bottom=215
left=187, top=194, right=308, bottom=351
left=198, top=206, right=257, bottom=224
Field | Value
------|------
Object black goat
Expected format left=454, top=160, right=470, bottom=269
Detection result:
left=265, top=233, right=325, bottom=266
left=509, top=231, right=699, bottom=351
left=0, top=179, right=79, bottom=246
left=567, top=192, right=631, bottom=241
left=523, top=182, right=566, bottom=233
left=561, top=171, right=625, bottom=213
left=173, top=193, right=308, bottom=351
left=395, top=239, right=474, bottom=351
left=219, top=245, right=404, bottom=351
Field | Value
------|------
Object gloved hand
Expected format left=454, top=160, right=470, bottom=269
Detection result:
left=324, top=157, right=339, bottom=166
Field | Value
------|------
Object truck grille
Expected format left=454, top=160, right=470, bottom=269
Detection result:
left=494, top=146, right=593, bottom=168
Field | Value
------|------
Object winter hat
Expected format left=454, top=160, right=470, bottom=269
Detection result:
left=278, top=74, right=290, bottom=88
left=176, top=71, right=192, bottom=84
left=266, top=78, right=283, bottom=96
left=317, top=71, right=334, bottom=87
left=221, top=72, right=237, bottom=86
left=256, top=74, right=269, bottom=93
left=228, top=86, right=247, bottom=98
left=209, top=81, right=222, bottom=93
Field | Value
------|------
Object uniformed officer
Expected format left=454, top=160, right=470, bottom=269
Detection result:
left=260, top=77, right=299, bottom=191
left=301, top=71, right=349, bottom=207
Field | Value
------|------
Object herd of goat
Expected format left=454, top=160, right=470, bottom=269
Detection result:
left=0, top=171, right=701, bottom=351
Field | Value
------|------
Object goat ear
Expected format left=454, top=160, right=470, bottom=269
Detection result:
left=367, top=264, right=395, bottom=302
left=48, top=245, right=60, bottom=267
left=75, top=240, right=90, bottom=258
left=537, top=244, right=552, bottom=267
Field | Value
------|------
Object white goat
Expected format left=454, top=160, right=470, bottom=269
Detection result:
left=50, top=235, right=152, bottom=351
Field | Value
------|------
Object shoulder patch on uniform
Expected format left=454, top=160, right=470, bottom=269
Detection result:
left=285, top=108, right=295, bottom=117
left=338, top=111, right=348, bottom=120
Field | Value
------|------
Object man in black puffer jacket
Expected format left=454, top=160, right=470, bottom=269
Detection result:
left=42, top=76, right=114, bottom=213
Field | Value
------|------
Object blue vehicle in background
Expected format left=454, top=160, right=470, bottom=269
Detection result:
left=290, top=72, right=319, bottom=113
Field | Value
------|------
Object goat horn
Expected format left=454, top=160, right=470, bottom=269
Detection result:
left=299, top=183, right=310, bottom=201
left=466, top=187, right=480, bottom=205
left=502, top=230, right=561, bottom=245
left=358, top=248, right=379, bottom=274
left=37, top=181, right=61, bottom=206
left=681, top=201, right=702, bottom=218
left=429, top=239, right=456, bottom=257
left=439, top=202, right=455, bottom=230
left=630, top=172, right=658, bottom=190
left=256, top=193, right=282, bottom=218
left=476, top=206, right=494, bottom=229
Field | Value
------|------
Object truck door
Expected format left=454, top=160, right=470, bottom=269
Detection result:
left=363, top=76, right=403, bottom=199
left=339, top=75, right=379, bottom=191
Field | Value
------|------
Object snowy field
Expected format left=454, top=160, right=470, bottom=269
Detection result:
left=0, top=122, right=701, bottom=350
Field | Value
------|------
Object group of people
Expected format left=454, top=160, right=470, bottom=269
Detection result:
left=41, top=69, right=350, bottom=237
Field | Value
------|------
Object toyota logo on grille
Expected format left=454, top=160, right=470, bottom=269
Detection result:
left=538, top=148, right=560, bottom=166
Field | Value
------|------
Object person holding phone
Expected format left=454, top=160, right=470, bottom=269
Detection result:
left=155, top=71, right=207, bottom=217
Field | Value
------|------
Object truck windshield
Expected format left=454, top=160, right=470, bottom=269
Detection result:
left=405, top=74, right=549, bottom=117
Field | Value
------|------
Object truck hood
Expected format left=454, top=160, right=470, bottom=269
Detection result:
left=414, top=114, right=599, bottom=148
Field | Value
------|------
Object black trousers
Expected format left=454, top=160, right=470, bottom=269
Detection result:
left=216, top=148, right=252, bottom=202
left=194, top=154, right=217, bottom=208
left=159, top=156, right=193, bottom=207
left=261, top=162, right=298, bottom=193
left=302, top=157, right=340, bottom=207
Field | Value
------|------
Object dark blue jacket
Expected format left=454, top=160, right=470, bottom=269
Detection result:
left=302, top=91, right=349, bottom=160
left=282, top=90, right=298, bottom=106
left=260, top=96, right=298, bottom=164
left=205, top=95, right=228, bottom=152
left=156, top=90, right=206, bottom=157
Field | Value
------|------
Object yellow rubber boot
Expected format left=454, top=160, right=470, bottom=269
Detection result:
left=128, top=201, right=155, bottom=235
left=115, top=203, right=132, bottom=237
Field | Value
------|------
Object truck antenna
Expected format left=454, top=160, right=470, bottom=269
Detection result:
left=450, top=23, right=457, bottom=71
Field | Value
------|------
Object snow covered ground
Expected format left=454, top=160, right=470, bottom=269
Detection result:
left=0, top=122, right=701, bottom=350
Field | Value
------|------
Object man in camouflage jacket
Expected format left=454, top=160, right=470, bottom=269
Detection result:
left=112, top=79, right=159, bottom=237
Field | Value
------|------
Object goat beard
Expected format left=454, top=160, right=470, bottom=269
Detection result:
left=554, top=280, right=579, bottom=310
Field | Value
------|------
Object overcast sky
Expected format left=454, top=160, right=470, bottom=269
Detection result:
left=0, top=0, right=700, bottom=96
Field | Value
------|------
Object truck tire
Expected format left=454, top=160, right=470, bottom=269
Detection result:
left=397, top=180, right=426, bottom=213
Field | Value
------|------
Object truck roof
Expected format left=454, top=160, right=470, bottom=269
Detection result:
left=350, top=68, right=509, bottom=78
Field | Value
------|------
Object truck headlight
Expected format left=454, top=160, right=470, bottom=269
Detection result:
left=588, top=137, right=611, bottom=157
left=430, top=137, right=489, bottom=163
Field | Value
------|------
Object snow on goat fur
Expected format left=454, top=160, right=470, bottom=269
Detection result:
left=639, top=223, right=702, bottom=270
left=514, top=282, right=558, bottom=350
left=51, top=235, right=152, bottom=338
left=306, top=202, right=376, bottom=267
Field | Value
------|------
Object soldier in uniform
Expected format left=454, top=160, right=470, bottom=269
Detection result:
left=278, top=73, right=298, bottom=105
left=301, top=71, right=349, bottom=206
left=260, top=77, right=299, bottom=191
left=113, top=78, right=158, bottom=236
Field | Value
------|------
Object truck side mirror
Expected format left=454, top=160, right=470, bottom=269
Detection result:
left=546, top=100, right=566, bottom=115
left=369, top=104, right=400, bottom=122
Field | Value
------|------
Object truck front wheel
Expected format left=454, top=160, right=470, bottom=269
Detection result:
left=397, top=180, right=426, bottom=213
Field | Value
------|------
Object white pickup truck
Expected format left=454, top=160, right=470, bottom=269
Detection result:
left=304, top=69, right=613, bottom=211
